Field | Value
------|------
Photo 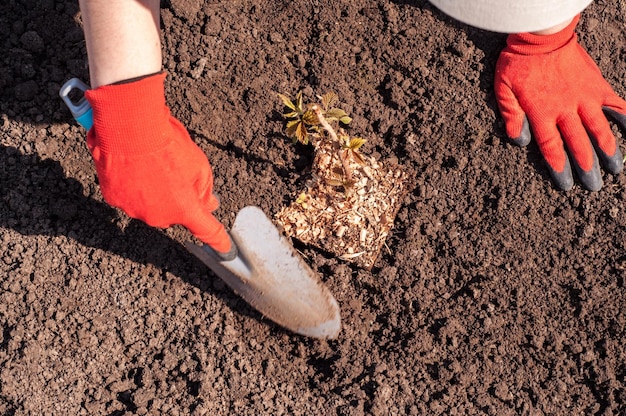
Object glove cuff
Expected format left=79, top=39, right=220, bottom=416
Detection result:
left=85, top=72, right=173, bottom=155
left=506, top=14, right=580, bottom=55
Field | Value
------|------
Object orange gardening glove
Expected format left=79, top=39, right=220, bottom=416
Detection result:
left=85, top=72, right=233, bottom=254
left=495, top=15, right=626, bottom=191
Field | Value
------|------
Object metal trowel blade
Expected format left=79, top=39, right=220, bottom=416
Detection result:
left=185, top=206, right=341, bottom=339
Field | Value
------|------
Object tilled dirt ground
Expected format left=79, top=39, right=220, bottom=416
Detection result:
left=1, top=0, right=626, bottom=414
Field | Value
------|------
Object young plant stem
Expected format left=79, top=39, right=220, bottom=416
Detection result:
left=311, top=105, right=353, bottom=183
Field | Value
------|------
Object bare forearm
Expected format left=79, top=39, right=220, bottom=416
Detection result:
left=79, top=0, right=162, bottom=87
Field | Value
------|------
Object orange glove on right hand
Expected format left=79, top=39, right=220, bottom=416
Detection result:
left=495, top=15, right=626, bottom=191
left=85, top=72, right=233, bottom=254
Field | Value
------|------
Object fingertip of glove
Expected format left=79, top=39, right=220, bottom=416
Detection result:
left=509, top=118, right=531, bottom=147
left=509, top=134, right=531, bottom=147
left=578, top=170, right=603, bottom=192
left=603, top=106, right=626, bottom=129
left=599, top=149, right=624, bottom=175
left=550, top=170, right=575, bottom=191
left=196, top=235, right=238, bottom=263
left=574, top=158, right=603, bottom=192
left=214, top=234, right=238, bottom=262
left=547, top=157, right=574, bottom=191
left=551, top=155, right=607, bottom=192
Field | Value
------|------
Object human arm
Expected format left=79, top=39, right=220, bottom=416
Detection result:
left=494, top=15, right=626, bottom=191
left=79, top=0, right=162, bottom=87
left=78, top=0, right=233, bottom=254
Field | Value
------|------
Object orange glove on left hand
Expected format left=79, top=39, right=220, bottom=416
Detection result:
left=85, top=72, right=232, bottom=254
left=495, top=15, right=626, bottom=191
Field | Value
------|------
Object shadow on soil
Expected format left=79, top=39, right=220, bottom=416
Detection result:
left=0, top=144, right=266, bottom=324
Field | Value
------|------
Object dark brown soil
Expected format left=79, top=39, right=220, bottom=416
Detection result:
left=2, top=0, right=626, bottom=414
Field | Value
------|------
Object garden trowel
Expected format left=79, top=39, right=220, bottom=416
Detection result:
left=185, top=206, right=341, bottom=339
left=60, top=78, right=341, bottom=339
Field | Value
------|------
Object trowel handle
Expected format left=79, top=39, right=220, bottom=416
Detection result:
left=59, top=78, right=93, bottom=131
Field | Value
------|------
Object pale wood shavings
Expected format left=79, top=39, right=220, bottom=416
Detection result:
left=275, top=138, right=410, bottom=269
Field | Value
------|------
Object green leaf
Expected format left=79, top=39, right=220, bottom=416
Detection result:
left=320, top=92, right=338, bottom=111
left=295, top=91, right=304, bottom=113
left=296, top=192, right=309, bottom=206
left=339, top=115, right=352, bottom=125
left=349, top=137, right=366, bottom=150
left=302, top=109, right=319, bottom=126
left=286, top=119, right=300, bottom=128
left=310, top=125, right=323, bottom=135
left=286, top=119, right=301, bottom=138
left=295, top=122, right=309, bottom=145
left=324, top=108, right=347, bottom=121
left=277, top=93, right=296, bottom=111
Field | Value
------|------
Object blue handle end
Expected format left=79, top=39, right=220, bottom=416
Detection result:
left=75, top=108, right=94, bottom=131
left=59, top=78, right=94, bottom=131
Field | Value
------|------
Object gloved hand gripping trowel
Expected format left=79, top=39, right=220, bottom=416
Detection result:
left=60, top=78, right=341, bottom=339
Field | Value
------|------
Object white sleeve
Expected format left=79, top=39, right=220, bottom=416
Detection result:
left=428, top=0, right=593, bottom=33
